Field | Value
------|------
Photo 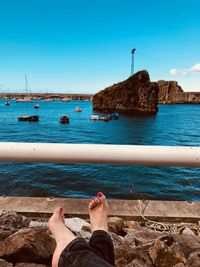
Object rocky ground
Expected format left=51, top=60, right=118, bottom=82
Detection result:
left=0, top=210, right=200, bottom=267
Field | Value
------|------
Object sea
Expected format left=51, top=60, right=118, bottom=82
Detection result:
left=0, top=99, right=200, bottom=201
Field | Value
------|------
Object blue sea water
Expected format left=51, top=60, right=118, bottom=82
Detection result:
left=0, top=99, right=200, bottom=201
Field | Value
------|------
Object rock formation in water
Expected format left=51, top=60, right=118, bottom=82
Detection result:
left=157, top=80, right=200, bottom=103
left=93, top=70, right=159, bottom=115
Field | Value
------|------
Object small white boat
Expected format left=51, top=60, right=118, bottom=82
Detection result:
left=62, top=98, right=71, bottom=102
left=75, top=107, right=82, bottom=112
left=5, top=101, right=10, bottom=106
left=16, top=97, right=33, bottom=102
left=34, top=103, right=39, bottom=109
left=90, top=115, right=100, bottom=120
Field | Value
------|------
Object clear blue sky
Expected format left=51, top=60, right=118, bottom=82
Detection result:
left=0, top=0, right=200, bottom=93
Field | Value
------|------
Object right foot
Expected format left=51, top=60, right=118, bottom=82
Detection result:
left=48, top=207, right=76, bottom=267
left=88, top=192, right=109, bottom=232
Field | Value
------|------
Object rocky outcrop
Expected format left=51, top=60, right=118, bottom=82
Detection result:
left=1, top=211, right=200, bottom=266
left=157, top=80, right=200, bottom=104
left=93, top=70, right=159, bottom=115
left=157, top=80, right=183, bottom=103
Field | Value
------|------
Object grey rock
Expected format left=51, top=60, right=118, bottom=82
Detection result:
left=182, top=226, right=195, bottom=235
left=64, top=217, right=90, bottom=233
left=29, top=221, right=47, bottom=228
left=0, top=211, right=29, bottom=231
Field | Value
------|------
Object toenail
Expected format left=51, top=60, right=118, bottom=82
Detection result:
left=97, top=192, right=103, bottom=197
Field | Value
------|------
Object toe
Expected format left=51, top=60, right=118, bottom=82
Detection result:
left=97, top=192, right=108, bottom=208
left=89, top=198, right=100, bottom=209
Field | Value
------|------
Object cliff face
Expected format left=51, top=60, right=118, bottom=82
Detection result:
left=93, top=70, right=159, bottom=115
left=157, top=80, right=200, bottom=103
left=158, top=80, right=183, bottom=103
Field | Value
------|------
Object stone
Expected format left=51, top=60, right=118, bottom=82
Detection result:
left=182, top=226, right=195, bottom=235
left=64, top=217, right=90, bottom=233
left=173, top=264, right=186, bottom=267
left=108, top=217, right=126, bottom=235
left=126, top=259, right=149, bottom=267
left=0, top=229, right=14, bottom=241
left=0, top=259, right=13, bottom=267
left=188, top=251, right=200, bottom=267
left=174, top=234, right=200, bottom=257
left=125, top=221, right=140, bottom=229
left=124, top=227, right=165, bottom=247
left=115, top=243, right=153, bottom=267
left=0, top=228, right=55, bottom=264
left=93, top=70, right=159, bottom=115
left=76, top=229, right=92, bottom=241
left=29, top=221, right=47, bottom=228
left=149, top=239, right=187, bottom=267
left=115, top=244, right=137, bottom=266
left=0, top=211, right=29, bottom=231
left=109, top=232, right=124, bottom=247
left=15, top=264, right=47, bottom=267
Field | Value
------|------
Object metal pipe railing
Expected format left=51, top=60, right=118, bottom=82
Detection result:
left=0, top=142, right=200, bottom=167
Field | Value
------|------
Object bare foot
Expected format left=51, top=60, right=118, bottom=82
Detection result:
left=48, top=207, right=76, bottom=267
left=89, top=192, right=109, bottom=232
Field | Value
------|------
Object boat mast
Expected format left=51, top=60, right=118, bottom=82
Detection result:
left=25, top=75, right=33, bottom=98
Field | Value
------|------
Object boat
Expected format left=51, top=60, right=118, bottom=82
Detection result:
left=18, top=115, right=39, bottom=122
left=16, top=97, right=33, bottom=102
left=90, top=115, right=100, bottom=120
left=16, top=75, right=33, bottom=102
left=109, top=112, right=119, bottom=120
left=5, top=101, right=10, bottom=106
left=34, top=104, right=39, bottom=109
left=59, top=115, right=70, bottom=124
left=75, top=107, right=82, bottom=112
left=61, top=98, right=71, bottom=102
left=100, top=116, right=110, bottom=121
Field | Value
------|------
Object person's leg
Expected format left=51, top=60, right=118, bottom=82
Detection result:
left=49, top=205, right=114, bottom=267
left=48, top=207, right=76, bottom=267
left=88, top=192, right=115, bottom=266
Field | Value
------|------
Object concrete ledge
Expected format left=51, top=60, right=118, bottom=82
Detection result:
left=0, top=196, right=200, bottom=222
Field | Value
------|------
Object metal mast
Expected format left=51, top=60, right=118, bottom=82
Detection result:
left=25, top=75, right=32, bottom=98
left=131, top=48, right=136, bottom=75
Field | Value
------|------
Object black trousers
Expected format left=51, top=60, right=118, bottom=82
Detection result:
left=58, top=230, right=115, bottom=267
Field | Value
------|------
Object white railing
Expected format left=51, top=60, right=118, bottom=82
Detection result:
left=0, top=142, right=200, bottom=167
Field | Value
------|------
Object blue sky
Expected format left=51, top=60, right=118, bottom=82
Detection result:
left=0, top=0, right=200, bottom=93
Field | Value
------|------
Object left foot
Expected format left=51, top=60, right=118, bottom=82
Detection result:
left=48, top=207, right=76, bottom=267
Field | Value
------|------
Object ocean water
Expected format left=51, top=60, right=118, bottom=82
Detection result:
left=0, top=99, right=200, bottom=201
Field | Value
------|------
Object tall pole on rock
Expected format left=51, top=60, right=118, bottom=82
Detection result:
left=131, top=48, right=136, bottom=75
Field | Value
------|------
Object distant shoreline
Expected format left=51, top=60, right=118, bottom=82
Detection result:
left=0, top=92, right=93, bottom=100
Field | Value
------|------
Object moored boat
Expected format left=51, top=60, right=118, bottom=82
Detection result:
left=90, top=115, right=100, bottom=120
left=100, top=116, right=110, bottom=121
left=18, top=115, right=39, bottom=122
left=61, top=98, right=71, bottom=102
left=16, top=97, right=33, bottom=102
left=75, top=107, right=82, bottom=112
left=5, top=101, right=10, bottom=106
left=59, top=115, right=70, bottom=124
left=109, top=112, right=119, bottom=120
left=34, top=103, right=39, bottom=109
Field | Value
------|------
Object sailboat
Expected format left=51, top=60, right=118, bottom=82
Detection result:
left=16, top=75, right=33, bottom=102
